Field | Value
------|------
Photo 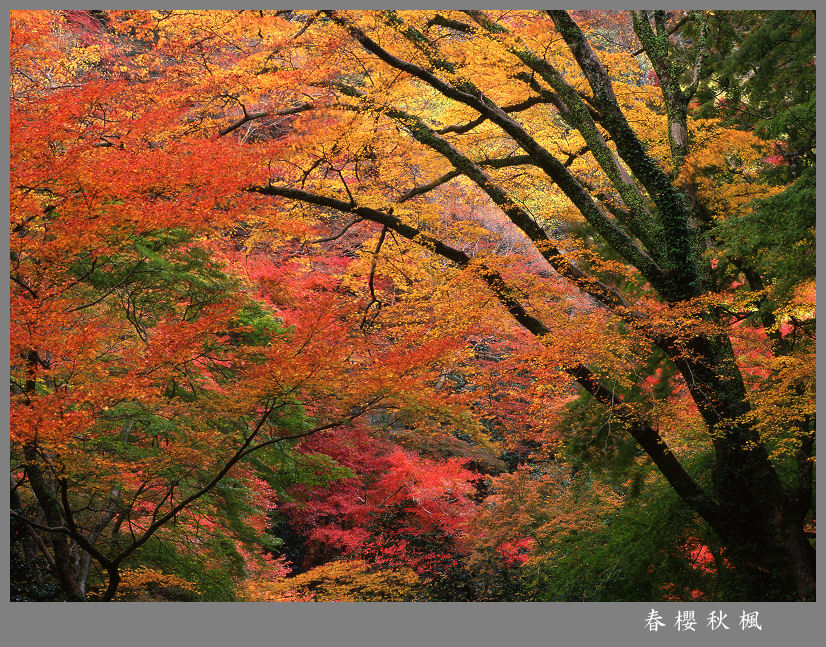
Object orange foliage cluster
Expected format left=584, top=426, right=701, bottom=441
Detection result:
left=10, top=10, right=814, bottom=602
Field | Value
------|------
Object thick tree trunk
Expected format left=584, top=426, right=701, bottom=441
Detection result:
left=665, top=333, right=815, bottom=600
left=19, top=350, right=86, bottom=600
left=715, top=512, right=815, bottom=601
left=22, top=447, right=86, bottom=601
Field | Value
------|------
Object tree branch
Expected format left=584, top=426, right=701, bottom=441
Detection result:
left=549, top=10, right=699, bottom=301
left=250, top=183, right=721, bottom=529
left=339, top=83, right=646, bottom=310
left=397, top=169, right=462, bottom=202
left=426, top=14, right=472, bottom=33
left=307, top=216, right=363, bottom=244
left=631, top=12, right=690, bottom=56
left=436, top=95, right=549, bottom=135
left=465, top=10, right=664, bottom=259
left=103, top=399, right=378, bottom=595
left=361, top=226, right=387, bottom=331
left=327, top=11, right=667, bottom=296
left=685, top=13, right=709, bottom=100
left=396, top=154, right=533, bottom=203
left=10, top=508, right=58, bottom=569
left=216, top=102, right=313, bottom=138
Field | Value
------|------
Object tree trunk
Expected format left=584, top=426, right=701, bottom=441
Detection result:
left=715, top=511, right=815, bottom=601
left=665, top=332, right=815, bottom=600
left=22, top=447, right=86, bottom=601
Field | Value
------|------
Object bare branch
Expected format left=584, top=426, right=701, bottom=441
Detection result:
left=291, top=10, right=321, bottom=40
left=396, top=155, right=533, bottom=203
left=216, top=102, right=313, bottom=138
left=361, top=226, right=388, bottom=331
left=307, top=217, right=363, bottom=244
left=436, top=95, right=549, bottom=135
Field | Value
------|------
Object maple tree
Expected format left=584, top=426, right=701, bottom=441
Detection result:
left=9, top=10, right=395, bottom=600
left=10, top=9, right=815, bottom=601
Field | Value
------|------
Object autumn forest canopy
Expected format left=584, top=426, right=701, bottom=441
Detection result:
left=9, top=9, right=815, bottom=602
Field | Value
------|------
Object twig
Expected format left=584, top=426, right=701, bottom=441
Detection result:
left=360, top=226, right=388, bottom=331
left=307, top=217, right=363, bottom=244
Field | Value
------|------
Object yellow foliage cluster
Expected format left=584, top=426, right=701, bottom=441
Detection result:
left=241, top=559, right=422, bottom=602
left=773, top=279, right=817, bottom=327
left=680, top=118, right=788, bottom=217
left=743, top=353, right=815, bottom=464
left=89, top=567, right=201, bottom=602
